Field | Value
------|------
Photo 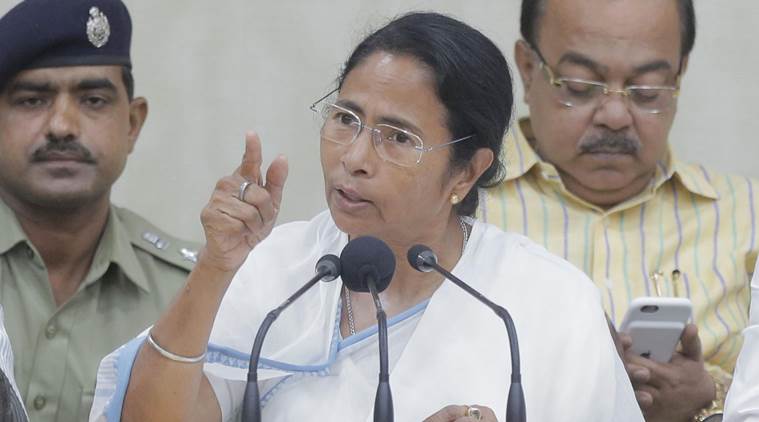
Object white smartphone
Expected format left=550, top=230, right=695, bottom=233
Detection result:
left=619, top=297, right=693, bottom=363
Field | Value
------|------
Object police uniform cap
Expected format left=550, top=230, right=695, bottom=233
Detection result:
left=0, top=0, right=132, bottom=90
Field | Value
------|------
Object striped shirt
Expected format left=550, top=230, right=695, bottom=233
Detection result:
left=479, top=118, right=758, bottom=379
left=0, top=307, right=28, bottom=421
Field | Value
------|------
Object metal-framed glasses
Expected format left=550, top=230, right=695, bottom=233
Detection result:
left=309, top=90, right=473, bottom=167
left=531, top=47, right=681, bottom=114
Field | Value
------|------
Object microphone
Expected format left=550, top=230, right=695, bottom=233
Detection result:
left=407, top=245, right=526, bottom=422
left=340, top=236, right=396, bottom=422
left=242, top=254, right=341, bottom=422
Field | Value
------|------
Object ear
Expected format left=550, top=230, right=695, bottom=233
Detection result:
left=678, top=55, right=690, bottom=77
left=449, top=148, right=494, bottom=200
left=515, top=40, right=538, bottom=105
left=126, top=97, right=148, bottom=153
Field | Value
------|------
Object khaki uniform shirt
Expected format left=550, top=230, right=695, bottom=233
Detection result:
left=0, top=199, right=199, bottom=422
left=480, top=118, right=758, bottom=391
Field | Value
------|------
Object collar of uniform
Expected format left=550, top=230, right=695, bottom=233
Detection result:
left=82, top=205, right=151, bottom=293
left=504, top=117, right=719, bottom=201
left=0, top=199, right=29, bottom=255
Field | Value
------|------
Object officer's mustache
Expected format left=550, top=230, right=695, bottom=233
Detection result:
left=578, top=132, right=641, bottom=155
left=31, top=137, right=96, bottom=163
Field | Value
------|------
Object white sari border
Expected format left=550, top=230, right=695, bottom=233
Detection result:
left=90, top=293, right=431, bottom=421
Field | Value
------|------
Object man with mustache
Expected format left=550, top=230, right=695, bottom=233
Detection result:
left=0, top=0, right=198, bottom=421
left=481, top=1, right=756, bottom=421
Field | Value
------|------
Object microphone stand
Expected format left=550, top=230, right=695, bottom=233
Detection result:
left=339, top=236, right=396, bottom=422
left=422, top=258, right=526, bottom=422
left=366, top=277, right=393, bottom=422
left=242, top=257, right=339, bottom=422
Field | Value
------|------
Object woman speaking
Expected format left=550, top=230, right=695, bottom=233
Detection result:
left=91, top=12, right=641, bottom=422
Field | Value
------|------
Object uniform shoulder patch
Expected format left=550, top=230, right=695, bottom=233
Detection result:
left=115, top=206, right=201, bottom=271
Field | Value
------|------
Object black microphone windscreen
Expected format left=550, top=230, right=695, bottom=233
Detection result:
left=340, top=236, right=396, bottom=293
left=316, top=254, right=341, bottom=281
left=406, top=244, right=437, bottom=273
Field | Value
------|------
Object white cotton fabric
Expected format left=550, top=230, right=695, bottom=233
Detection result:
left=724, top=261, right=759, bottom=422
left=207, top=307, right=424, bottom=421
left=203, top=211, right=643, bottom=422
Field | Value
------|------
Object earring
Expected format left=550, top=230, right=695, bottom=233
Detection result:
left=450, top=193, right=461, bottom=205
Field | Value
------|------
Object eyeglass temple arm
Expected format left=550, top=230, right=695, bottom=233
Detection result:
left=309, top=88, right=340, bottom=111
left=420, top=135, right=474, bottom=153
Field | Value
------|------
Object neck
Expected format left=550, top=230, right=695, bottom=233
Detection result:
left=2, top=192, right=111, bottom=306
left=559, top=168, right=655, bottom=209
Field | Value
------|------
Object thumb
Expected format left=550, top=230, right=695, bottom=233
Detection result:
left=265, top=154, right=289, bottom=210
left=680, top=323, right=703, bottom=361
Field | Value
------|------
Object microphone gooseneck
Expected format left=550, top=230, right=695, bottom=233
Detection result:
left=340, top=236, right=395, bottom=422
left=407, top=245, right=526, bottom=422
left=242, top=254, right=341, bottom=422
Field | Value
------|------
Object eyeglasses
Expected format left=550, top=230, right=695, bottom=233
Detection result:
left=531, top=46, right=680, bottom=114
left=309, top=90, right=473, bottom=167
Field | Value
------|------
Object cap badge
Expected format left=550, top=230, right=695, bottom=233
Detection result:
left=86, top=7, right=110, bottom=48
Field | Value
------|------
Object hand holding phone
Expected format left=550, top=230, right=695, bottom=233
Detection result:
left=619, top=297, right=693, bottom=363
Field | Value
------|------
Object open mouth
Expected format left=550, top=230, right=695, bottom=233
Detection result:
left=337, top=187, right=369, bottom=204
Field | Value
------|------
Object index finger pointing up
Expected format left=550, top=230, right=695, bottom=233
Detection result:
left=240, top=131, right=263, bottom=183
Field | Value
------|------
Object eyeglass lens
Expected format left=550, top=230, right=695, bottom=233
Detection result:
left=319, top=104, right=423, bottom=167
left=553, top=79, right=676, bottom=113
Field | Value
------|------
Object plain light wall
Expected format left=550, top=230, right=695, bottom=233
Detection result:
left=1, top=1, right=757, bottom=242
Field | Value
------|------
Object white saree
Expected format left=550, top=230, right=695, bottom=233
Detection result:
left=724, top=263, right=759, bottom=421
left=91, top=211, right=643, bottom=422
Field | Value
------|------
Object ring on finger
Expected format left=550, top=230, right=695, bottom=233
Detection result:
left=238, top=180, right=254, bottom=202
left=465, top=405, right=482, bottom=420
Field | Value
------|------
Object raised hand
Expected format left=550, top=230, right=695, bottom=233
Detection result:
left=199, top=131, right=288, bottom=274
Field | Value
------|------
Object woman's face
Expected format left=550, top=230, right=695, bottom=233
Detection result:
left=321, top=51, right=465, bottom=243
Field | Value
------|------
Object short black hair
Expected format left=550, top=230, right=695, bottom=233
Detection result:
left=121, top=65, right=134, bottom=100
left=521, top=0, right=696, bottom=58
left=338, top=12, right=514, bottom=216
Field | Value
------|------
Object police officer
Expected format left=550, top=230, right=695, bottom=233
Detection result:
left=0, top=0, right=199, bottom=420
